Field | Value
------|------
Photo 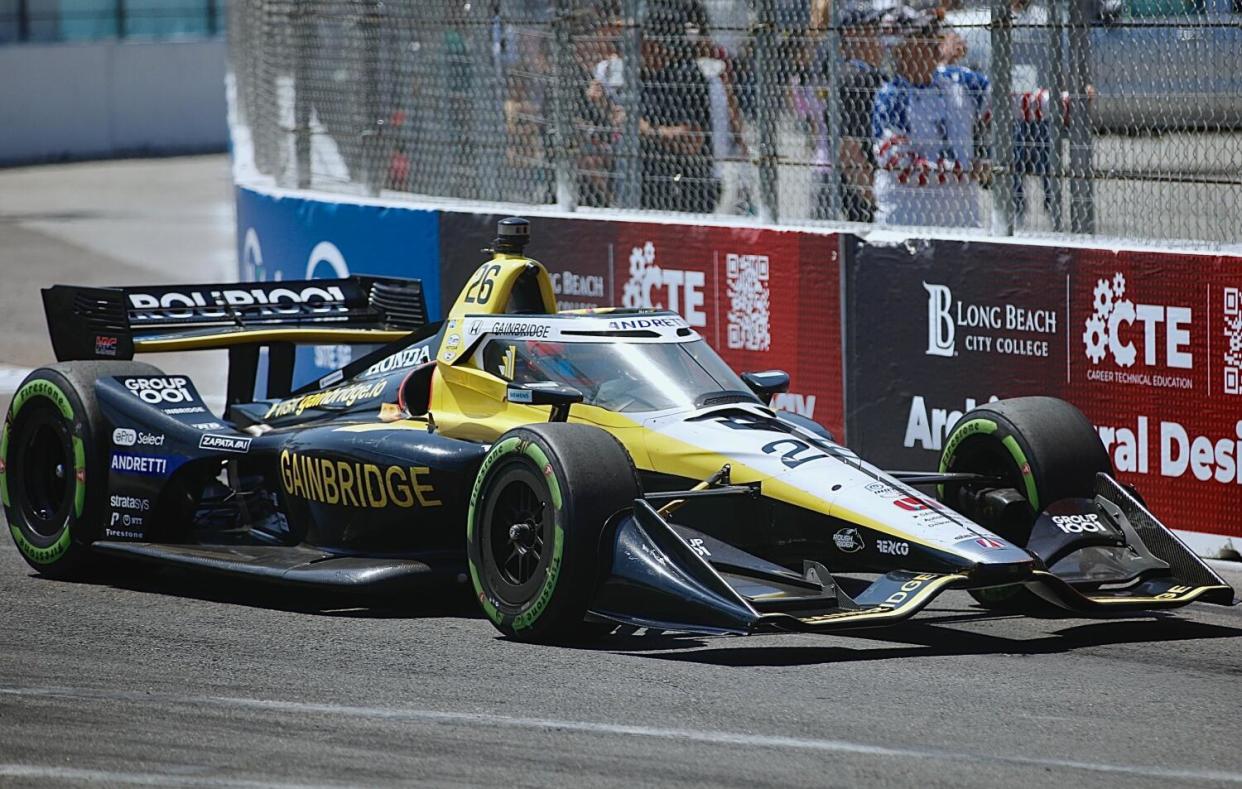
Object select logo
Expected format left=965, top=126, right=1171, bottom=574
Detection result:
left=112, top=429, right=164, bottom=448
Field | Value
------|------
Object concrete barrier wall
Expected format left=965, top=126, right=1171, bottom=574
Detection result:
left=0, top=38, right=227, bottom=164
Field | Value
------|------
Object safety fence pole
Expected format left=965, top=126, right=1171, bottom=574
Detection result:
left=616, top=0, right=641, bottom=210
left=989, top=0, right=1015, bottom=235
left=291, top=2, right=311, bottom=190
left=1066, top=0, right=1095, bottom=234
left=550, top=0, right=579, bottom=211
left=1047, top=0, right=1066, bottom=232
left=823, top=1, right=843, bottom=221
left=753, top=0, right=780, bottom=224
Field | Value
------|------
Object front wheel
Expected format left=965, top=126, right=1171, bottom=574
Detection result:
left=467, top=423, right=639, bottom=643
left=937, top=396, right=1110, bottom=611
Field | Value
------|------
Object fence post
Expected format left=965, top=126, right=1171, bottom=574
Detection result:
left=1047, top=0, right=1065, bottom=232
left=752, top=0, right=779, bottom=224
left=483, top=2, right=509, bottom=201
left=550, top=0, right=579, bottom=211
left=291, top=3, right=312, bottom=190
left=1066, top=0, right=1095, bottom=234
left=616, top=0, right=642, bottom=210
left=822, top=2, right=843, bottom=221
left=358, top=0, right=384, bottom=196
left=989, top=0, right=1015, bottom=235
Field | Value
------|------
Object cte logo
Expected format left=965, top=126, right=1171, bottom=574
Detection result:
left=1082, top=272, right=1192, bottom=369
left=621, top=241, right=706, bottom=327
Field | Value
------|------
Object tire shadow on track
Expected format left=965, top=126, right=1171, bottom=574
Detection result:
left=23, top=560, right=483, bottom=620
left=615, top=615, right=1242, bottom=667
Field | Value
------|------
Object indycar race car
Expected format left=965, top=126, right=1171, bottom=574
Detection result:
left=2, top=218, right=1234, bottom=642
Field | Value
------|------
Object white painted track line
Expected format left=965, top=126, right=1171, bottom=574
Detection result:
left=3, top=686, right=1241, bottom=785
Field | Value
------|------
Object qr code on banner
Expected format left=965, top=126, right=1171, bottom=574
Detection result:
left=726, top=253, right=771, bottom=352
left=1225, top=287, right=1242, bottom=395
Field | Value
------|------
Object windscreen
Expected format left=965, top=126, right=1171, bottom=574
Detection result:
left=480, top=338, right=757, bottom=414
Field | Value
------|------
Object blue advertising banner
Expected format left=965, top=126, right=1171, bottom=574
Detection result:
left=234, top=187, right=441, bottom=386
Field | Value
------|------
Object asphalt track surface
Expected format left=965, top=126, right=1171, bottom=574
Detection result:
left=1, top=158, right=1241, bottom=788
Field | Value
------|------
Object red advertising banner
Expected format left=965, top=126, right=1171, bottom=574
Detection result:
left=1067, top=248, right=1242, bottom=540
left=439, top=213, right=844, bottom=440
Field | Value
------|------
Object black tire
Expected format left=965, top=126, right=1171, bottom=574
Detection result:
left=3, top=361, right=162, bottom=578
left=467, top=423, right=640, bottom=643
left=937, top=396, right=1110, bottom=611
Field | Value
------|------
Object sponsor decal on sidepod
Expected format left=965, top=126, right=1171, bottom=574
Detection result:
left=199, top=434, right=252, bottom=454
left=833, top=528, right=864, bottom=553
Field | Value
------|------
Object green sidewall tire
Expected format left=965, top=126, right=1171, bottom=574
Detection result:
left=467, top=423, right=639, bottom=643
left=941, top=397, right=1111, bottom=613
left=938, top=396, right=1111, bottom=523
left=3, top=361, right=162, bottom=578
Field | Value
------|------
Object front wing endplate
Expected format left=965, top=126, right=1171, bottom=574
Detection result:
left=759, top=571, right=968, bottom=632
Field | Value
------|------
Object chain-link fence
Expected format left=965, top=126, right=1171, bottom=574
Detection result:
left=229, top=0, right=1241, bottom=248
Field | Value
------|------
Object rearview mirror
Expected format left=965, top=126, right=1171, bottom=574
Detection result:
left=506, top=381, right=584, bottom=422
left=741, top=370, right=790, bottom=405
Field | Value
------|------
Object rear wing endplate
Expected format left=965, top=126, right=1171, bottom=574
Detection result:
left=42, top=276, right=426, bottom=403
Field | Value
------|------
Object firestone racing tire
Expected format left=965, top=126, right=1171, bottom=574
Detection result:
left=2, top=361, right=163, bottom=578
left=937, top=396, right=1111, bottom=612
left=467, top=423, right=640, bottom=643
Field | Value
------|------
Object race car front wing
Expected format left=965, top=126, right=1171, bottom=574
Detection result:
left=586, top=475, right=1235, bottom=636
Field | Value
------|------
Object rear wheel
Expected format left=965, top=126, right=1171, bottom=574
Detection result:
left=467, top=423, right=639, bottom=642
left=937, top=396, right=1110, bottom=611
left=3, top=361, right=162, bottom=578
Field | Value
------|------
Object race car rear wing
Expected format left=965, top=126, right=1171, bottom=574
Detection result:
left=42, top=276, right=427, bottom=402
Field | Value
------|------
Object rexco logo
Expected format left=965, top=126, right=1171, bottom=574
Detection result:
left=1082, top=272, right=1192, bottom=373
left=622, top=241, right=706, bottom=327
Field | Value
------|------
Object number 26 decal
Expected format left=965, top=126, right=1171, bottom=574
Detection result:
left=464, top=264, right=502, bottom=305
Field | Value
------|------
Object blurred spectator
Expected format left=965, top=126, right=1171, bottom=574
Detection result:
left=501, top=25, right=554, bottom=204
left=872, top=9, right=990, bottom=227
left=794, top=7, right=886, bottom=222
left=819, top=7, right=886, bottom=222
left=578, top=6, right=626, bottom=206
left=686, top=2, right=754, bottom=215
left=639, top=0, right=719, bottom=213
left=943, top=0, right=1070, bottom=227
left=702, top=0, right=751, bottom=60
left=836, top=8, right=886, bottom=223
